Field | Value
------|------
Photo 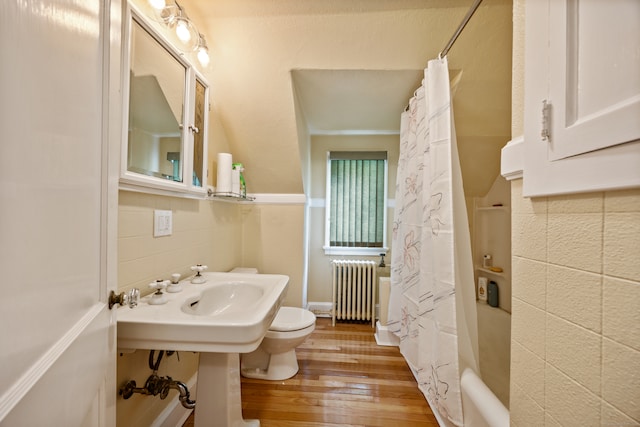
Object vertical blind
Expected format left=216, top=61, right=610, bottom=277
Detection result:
left=328, top=152, right=386, bottom=248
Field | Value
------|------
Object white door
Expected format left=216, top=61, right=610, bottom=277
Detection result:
left=0, top=0, right=120, bottom=426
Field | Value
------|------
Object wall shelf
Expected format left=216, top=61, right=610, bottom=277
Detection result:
left=475, top=266, right=505, bottom=277
left=475, top=205, right=509, bottom=212
left=208, top=190, right=255, bottom=202
left=472, top=176, right=512, bottom=313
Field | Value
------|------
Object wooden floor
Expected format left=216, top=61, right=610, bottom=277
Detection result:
left=183, top=318, right=437, bottom=426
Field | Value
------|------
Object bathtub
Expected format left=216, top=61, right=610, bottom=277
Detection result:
left=460, top=302, right=511, bottom=427
left=461, top=368, right=509, bottom=427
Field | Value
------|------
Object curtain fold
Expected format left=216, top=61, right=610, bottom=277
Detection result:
left=388, top=56, right=478, bottom=427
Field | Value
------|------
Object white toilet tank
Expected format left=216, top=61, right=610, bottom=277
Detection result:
left=230, top=267, right=259, bottom=274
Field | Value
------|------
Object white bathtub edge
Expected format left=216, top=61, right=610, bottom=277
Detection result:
left=460, top=368, right=509, bottom=427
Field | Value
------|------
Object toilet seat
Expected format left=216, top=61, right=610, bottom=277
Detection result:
left=270, top=307, right=315, bottom=332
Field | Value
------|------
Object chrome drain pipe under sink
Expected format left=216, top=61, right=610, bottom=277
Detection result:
left=119, top=350, right=196, bottom=409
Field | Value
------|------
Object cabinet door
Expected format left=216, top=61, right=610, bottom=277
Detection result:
left=523, top=0, right=640, bottom=197
left=120, top=5, right=210, bottom=198
left=547, top=0, right=640, bottom=161
left=191, top=76, right=209, bottom=190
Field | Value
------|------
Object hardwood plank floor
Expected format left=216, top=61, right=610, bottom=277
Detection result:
left=183, top=318, right=438, bottom=426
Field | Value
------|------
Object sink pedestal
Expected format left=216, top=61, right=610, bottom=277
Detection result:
left=194, top=352, right=259, bottom=427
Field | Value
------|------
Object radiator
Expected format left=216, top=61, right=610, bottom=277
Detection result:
left=331, top=260, right=377, bottom=327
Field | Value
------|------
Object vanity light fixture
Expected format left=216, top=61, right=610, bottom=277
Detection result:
left=170, top=3, right=198, bottom=49
left=149, top=0, right=210, bottom=67
left=196, top=34, right=210, bottom=66
left=148, top=0, right=166, bottom=9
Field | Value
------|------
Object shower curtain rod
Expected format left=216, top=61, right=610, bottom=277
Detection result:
left=404, top=0, right=483, bottom=112
left=439, top=0, right=484, bottom=58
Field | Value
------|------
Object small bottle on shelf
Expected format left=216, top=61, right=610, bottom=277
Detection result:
left=482, top=254, right=492, bottom=269
left=488, top=280, right=499, bottom=307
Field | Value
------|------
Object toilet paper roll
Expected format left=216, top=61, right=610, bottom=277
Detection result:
left=216, top=153, right=232, bottom=193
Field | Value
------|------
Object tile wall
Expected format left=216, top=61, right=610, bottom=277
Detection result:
left=116, top=191, right=242, bottom=426
left=509, top=180, right=640, bottom=426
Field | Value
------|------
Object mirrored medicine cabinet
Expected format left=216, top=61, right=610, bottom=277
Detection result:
left=120, top=4, right=209, bottom=197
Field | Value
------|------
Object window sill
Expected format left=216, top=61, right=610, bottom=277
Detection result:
left=323, top=246, right=388, bottom=256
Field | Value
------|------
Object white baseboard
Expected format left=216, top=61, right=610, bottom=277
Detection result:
left=152, top=373, right=197, bottom=427
left=306, top=302, right=333, bottom=317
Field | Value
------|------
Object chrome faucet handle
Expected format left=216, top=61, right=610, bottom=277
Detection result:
left=109, top=288, right=140, bottom=309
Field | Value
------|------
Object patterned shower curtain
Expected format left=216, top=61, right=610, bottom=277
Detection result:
left=388, top=56, right=477, bottom=427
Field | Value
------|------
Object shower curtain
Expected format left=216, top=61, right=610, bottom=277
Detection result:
left=388, top=56, right=478, bottom=427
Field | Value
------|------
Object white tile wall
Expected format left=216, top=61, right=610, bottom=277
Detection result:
left=546, top=265, right=602, bottom=333
left=603, top=277, right=640, bottom=351
left=545, top=364, right=601, bottom=427
left=547, top=212, right=603, bottom=273
left=117, top=191, right=242, bottom=293
left=511, top=340, right=545, bottom=406
left=602, top=338, right=640, bottom=420
left=510, top=382, right=545, bottom=427
left=604, top=212, right=640, bottom=280
left=512, top=257, right=546, bottom=310
left=545, top=314, right=601, bottom=395
left=510, top=181, right=640, bottom=426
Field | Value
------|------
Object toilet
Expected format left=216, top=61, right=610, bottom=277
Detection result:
left=230, top=268, right=316, bottom=380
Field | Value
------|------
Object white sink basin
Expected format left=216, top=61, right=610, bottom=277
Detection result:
left=117, top=272, right=288, bottom=353
left=181, top=283, right=264, bottom=316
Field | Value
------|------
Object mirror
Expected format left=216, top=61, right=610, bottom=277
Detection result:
left=128, top=18, right=186, bottom=182
left=192, top=77, right=206, bottom=188
left=121, top=5, right=210, bottom=197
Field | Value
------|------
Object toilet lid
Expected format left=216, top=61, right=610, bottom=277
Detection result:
left=270, top=307, right=316, bottom=332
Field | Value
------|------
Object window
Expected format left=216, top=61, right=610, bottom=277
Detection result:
left=324, top=151, right=388, bottom=255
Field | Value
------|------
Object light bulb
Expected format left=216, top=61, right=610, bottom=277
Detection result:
left=148, top=0, right=166, bottom=9
left=197, top=46, right=210, bottom=66
left=175, top=19, right=192, bottom=42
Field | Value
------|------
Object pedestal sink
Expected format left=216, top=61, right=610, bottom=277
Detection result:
left=117, top=272, right=289, bottom=426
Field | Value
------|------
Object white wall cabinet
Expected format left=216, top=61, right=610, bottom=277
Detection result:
left=120, top=5, right=209, bottom=198
left=519, top=0, right=640, bottom=197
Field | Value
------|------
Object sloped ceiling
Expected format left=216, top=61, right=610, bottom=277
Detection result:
left=292, top=69, right=424, bottom=135
left=182, top=0, right=513, bottom=197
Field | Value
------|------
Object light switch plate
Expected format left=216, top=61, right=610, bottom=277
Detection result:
left=154, top=210, right=172, bottom=237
